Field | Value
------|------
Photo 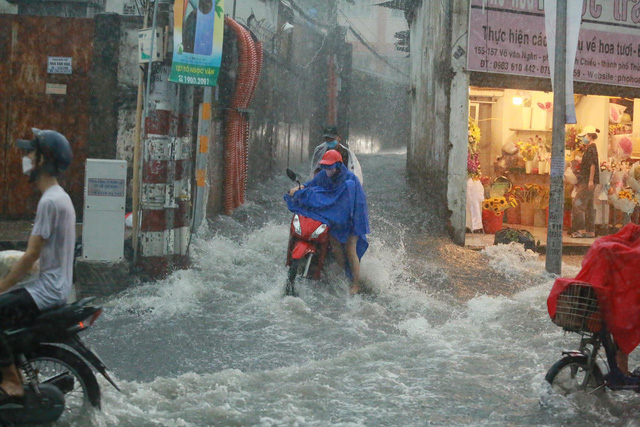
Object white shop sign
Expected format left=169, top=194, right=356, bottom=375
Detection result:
left=47, top=57, right=72, bottom=75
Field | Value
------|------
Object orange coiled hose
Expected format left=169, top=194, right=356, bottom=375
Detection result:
left=223, top=18, right=264, bottom=213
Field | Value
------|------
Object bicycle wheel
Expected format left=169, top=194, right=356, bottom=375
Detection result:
left=545, top=355, right=605, bottom=396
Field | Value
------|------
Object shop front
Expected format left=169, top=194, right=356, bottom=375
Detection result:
left=465, top=1, right=640, bottom=247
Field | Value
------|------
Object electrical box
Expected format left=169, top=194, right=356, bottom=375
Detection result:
left=82, top=159, right=127, bottom=261
left=138, top=28, right=164, bottom=63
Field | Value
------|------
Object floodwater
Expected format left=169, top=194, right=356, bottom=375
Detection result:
left=81, top=152, right=640, bottom=426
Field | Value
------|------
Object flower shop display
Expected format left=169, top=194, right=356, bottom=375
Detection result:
left=628, top=163, right=640, bottom=192
left=503, top=186, right=525, bottom=224
left=599, top=161, right=613, bottom=201
left=609, top=187, right=638, bottom=224
left=609, top=123, right=632, bottom=137
left=519, top=184, right=547, bottom=226
left=468, top=117, right=481, bottom=178
left=481, top=196, right=513, bottom=233
left=516, top=139, right=539, bottom=173
left=537, top=101, right=553, bottom=129
left=565, top=125, right=582, bottom=150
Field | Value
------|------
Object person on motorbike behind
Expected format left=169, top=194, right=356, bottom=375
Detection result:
left=0, top=129, right=75, bottom=402
left=310, top=125, right=363, bottom=185
left=287, top=150, right=369, bottom=294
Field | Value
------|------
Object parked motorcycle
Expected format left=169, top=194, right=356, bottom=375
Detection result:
left=0, top=297, right=119, bottom=424
left=285, top=169, right=331, bottom=296
left=545, top=282, right=640, bottom=396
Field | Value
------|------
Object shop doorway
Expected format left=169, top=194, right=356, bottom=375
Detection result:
left=0, top=15, right=93, bottom=219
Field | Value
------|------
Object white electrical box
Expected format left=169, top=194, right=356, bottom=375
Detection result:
left=82, top=159, right=127, bottom=261
left=138, top=28, right=164, bottom=63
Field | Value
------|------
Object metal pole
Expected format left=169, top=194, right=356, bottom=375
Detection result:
left=232, top=0, right=237, bottom=19
left=132, top=5, right=150, bottom=264
left=545, top=0, right=567, bottom=275
left=144, top=0, right=160, bottom=128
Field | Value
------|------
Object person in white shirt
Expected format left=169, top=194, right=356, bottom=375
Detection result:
left=310, top=126, right=363, bottom=184
left=0, top=129, right=75, bottom=402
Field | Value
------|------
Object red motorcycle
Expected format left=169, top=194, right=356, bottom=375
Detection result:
left=285, top=169, right=330, bottom=296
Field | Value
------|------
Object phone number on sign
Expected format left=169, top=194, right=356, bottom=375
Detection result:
left=177, top=75, right=210, bottom=85
left=477, top=60, right=581, bottom=78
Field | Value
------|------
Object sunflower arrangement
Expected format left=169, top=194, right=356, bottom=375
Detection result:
left=516, top=140, right=539, bottom=162
left=609, top=123, right=631, bottom=136
left=482, top=197, right=514, bottom=216
left=619, top=189, right=634, bottom=200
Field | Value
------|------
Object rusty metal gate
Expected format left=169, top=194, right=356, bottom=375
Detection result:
left=0, top=15, right=94, bottom=219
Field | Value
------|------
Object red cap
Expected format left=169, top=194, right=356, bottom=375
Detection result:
left=319, top=149, right=343, bottom=166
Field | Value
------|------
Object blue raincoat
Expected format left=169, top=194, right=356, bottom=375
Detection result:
left=284, top=163, right=369, bottom=260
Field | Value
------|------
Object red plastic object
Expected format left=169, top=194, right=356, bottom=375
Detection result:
left=482, top=210, right=504, bottom=234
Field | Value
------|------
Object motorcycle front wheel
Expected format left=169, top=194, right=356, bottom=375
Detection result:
left=26, top=345, right=101, bottom=418
left=286, top=259, right=300, bottom=296
left=545, top=355, right=605, bottom=396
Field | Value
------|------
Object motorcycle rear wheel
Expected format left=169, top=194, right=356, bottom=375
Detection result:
left=545, top=355, right=605, bottom=396
left=26, top=345, right=101, bottom=419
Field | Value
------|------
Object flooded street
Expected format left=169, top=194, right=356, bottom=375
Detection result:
left=83, top=152, right=640, bottom=426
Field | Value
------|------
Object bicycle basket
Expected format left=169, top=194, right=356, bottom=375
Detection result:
left=552, top=282, right=602, bottom=333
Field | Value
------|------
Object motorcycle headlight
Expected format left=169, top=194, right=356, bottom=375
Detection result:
left=293, top=214, right=302, bottom=235
left=311, top=224, right=327, bottom=239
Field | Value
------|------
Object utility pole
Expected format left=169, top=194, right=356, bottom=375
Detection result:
left=546, top=0, right=567, bottom=275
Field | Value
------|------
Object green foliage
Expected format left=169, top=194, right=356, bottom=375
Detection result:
left=215, top=0, right=223, bottom=18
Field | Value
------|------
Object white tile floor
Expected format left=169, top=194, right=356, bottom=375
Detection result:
left=465, top=223, right=596, bottom=249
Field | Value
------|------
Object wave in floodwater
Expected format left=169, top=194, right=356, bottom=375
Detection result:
left=78, top=153, right=640, bottom=426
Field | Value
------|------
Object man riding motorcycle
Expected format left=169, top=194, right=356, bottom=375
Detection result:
left=0, top=129, right=75, bottom=403
left=310, top=126, right=363, bottom=184
left=286, top=149, right=369, bottom=294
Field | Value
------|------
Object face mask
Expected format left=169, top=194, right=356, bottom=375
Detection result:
left=325, top=168, right=337, bottom=178
left=582, top=136, right=590, bottom=145
left=326, top=140, right=338, bottom=149
left=22, top=156, right=33, bottom=176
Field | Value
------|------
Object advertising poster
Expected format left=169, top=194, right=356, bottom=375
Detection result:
left=170, top=0, right=224, bottom=86
left=468, top=0, right=640, bottom=89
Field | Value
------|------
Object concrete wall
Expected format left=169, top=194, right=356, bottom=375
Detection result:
left=407, top=0, right=470, bottom=244
left=87, top=13, right=142, bottom=210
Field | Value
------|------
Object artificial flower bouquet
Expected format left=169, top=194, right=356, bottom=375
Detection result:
left=609, top=187, right=637, bottom=215
left=468, top=117, right=481, bottom=178
left=565, top=125, right=582, bottom=150
left=516, top=140, right=539, bottom=162
left=627, top=162, right=640, bottom=192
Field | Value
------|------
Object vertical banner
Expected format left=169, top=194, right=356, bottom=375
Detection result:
left=545, top=0, right=583, bottom=124
left=170, top=0, right=224, bottom=86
